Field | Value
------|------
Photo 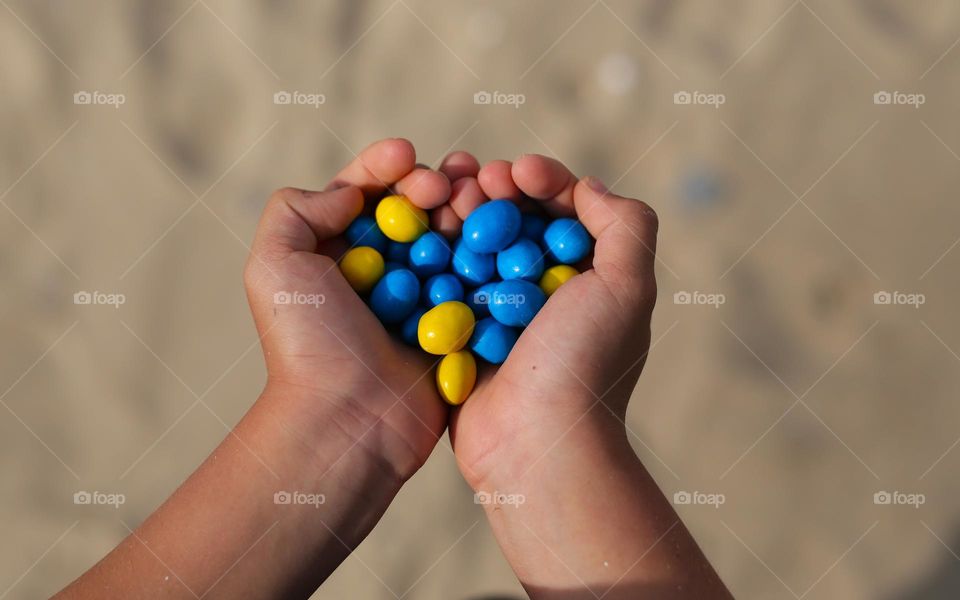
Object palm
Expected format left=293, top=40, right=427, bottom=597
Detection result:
left=451, top=270, right=648, bottom=485
left=446, top=154, right=658, bottom=487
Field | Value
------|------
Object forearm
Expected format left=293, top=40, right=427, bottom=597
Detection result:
left=475, top=416, right=730, bottom=599
left=56, top=386, right=403, bottom=599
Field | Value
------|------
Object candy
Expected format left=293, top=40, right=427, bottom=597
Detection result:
left=466, top=282, right=498, bottom=318
left=520, top=214, right=547, bottom=240
left=385, top=241, right=412, bottom=264
left=409, top=232, right=451, bottom=277
left=339, top=247, right=385, bottom=292
left=489, top=279, right=546, bottom=327
left=469, top=317, right=519, bottom=364
left=436, top=351, right=476, bottom=406
left=539, top=264, right=578, bottom=296
left=418, top=301, right=475, bottom=355
left=422, top=273, right=465, bottom=307
left=344, top=216, right=390, bottom=253
left=401, top=307, right=427, bottom=346
left=496, top=238, right=545, bottom=281
left=461, top=199, right=521, bottom=253
left=542, top=218, right=591, bottom=264
left=451, top=238, right=496, bottom=286
left=375, top=195, right=429, bottom=242
left=345, top=190, right=598, bottom=407
left=369, top=268, right=420, bottom=323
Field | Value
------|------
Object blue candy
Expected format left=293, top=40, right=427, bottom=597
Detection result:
left=520, top=214, right=547, bottom=240
left=385, top=241, right=411, bottom=264
left=466, top=282, right=498, bottom=318
left=542, top=218, right=591, bottom=265
left=462, top=199, right=521, bottom=254
left=409, top=232, right=451, bottom=277
left=489, top=279, right=546, bottom=327
left=344, top=216, right=390, bottom=253
left=401, top=307, right=427, bottom=346
left=369, top=268, right=420, bottom=323
left=422, top=273, right=465, bottom=307
left=451, top=238, right=496, bottom=286
left=497, top=238, right=545, bottom=281
left=469, top=317, right=519, bottom=364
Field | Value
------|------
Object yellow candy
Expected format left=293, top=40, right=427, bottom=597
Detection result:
left=436, top=351, right=476, bottom=406
left=418, top=301, right=475, bottom=355
left=375, top=195, right=429, bottom=242
left=339, top=247, right=384, bottom=292
left=539, top=264, right=578, bottom=296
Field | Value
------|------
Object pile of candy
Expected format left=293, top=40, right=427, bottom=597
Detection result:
left=338, top=195, right=592, bottom=405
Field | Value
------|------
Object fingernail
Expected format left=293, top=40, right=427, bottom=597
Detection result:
left=585, top=176, right=608, bottom=194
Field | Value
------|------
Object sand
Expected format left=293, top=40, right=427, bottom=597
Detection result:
left=2, top=1, right=960, bottom=598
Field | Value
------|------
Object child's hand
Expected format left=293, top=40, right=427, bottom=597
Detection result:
left=244, top=138, right=452, bottom=481
left=445, top=158, right=729, bottom=599
left=450, top=154, right=659, bottom=489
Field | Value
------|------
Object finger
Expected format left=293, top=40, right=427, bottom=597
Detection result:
left=439, top=151, right=481, bottom=181
left=252, top=186, right=363, bottom=260
left=430, top=204, right=462, bottom=239
left=477, top=159, right=522, bottom=201
left=449, top=177, right=486, bottom=221
left=511, top=154, right=577, bottom=218
left=573, top=177, right=658, bottom=308
left=395, top=167, right=451, bottom=209
left=325, top=138, right=416, bottom=197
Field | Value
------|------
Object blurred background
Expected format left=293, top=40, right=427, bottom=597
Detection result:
left=2, top=1, right=959, bottom=598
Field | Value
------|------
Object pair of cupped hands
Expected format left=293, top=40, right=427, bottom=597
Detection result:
left=243, top=138, right=659, bottom=491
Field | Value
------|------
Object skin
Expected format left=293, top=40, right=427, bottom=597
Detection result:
left=54, top=139, right=729, bottom=599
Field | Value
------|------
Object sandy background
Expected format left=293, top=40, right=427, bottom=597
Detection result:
left=2, top=1, right=960, bottom=598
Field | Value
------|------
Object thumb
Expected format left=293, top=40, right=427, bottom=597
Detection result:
left=573, top=177, right=658, bottom=312
left=251, top=185, right=364, bottom=261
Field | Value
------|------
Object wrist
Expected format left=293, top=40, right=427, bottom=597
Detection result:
left=460, top=402, right=636, bottom=495
left=254, top=380, right=420, bottom=494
